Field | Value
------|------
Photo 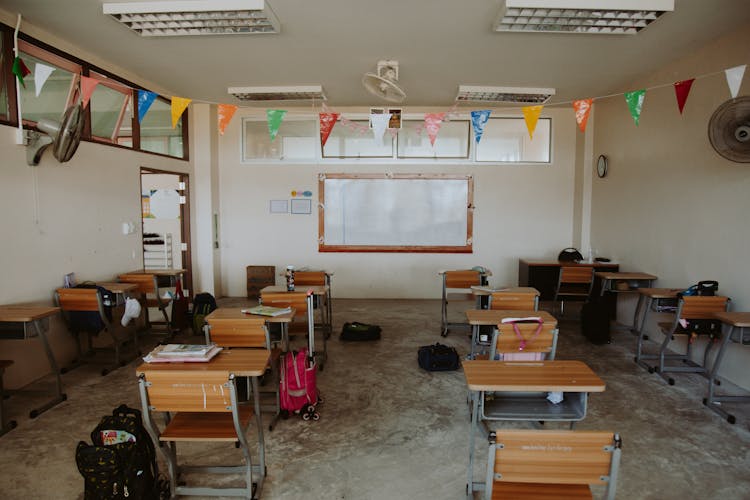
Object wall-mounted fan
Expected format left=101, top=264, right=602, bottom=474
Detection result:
left=362, top=60, right=406, bottom=103
left=708, top=96, right=750, bottom=163
left=26, top=103, right=85, bottom=166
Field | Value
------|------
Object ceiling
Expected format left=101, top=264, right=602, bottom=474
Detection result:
left=2, top=0, right=749, bottom=108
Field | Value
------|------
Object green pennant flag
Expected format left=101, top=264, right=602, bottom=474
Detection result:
left=266, top=109, right=287, bottom=142
left=12, top=56, right=31, bottom=88
left=624, top=89, right=646, bottom=126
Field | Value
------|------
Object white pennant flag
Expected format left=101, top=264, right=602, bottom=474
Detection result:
left=370, top=113, right=392, bottom=146
left=34, top=63, right=55, bottom=97
left=725, top=65, right=746, bottom=98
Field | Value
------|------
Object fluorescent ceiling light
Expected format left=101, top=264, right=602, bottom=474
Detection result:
left=103, top=0, right=280, bottom=36
left=494, top=0, right=674, bottom=35
left=456, top=85, right=555, bottom=104
left=228, top=86, right=327, bottom=101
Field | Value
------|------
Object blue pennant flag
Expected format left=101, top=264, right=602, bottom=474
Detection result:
left=137, top=90, right=158, bottom=123
left=471, top=110, right=492, bottom=144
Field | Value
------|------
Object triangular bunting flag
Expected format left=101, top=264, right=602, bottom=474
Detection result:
left=725, top=65, right=746, bottom=99
left=470, top=110, right=491, bottom=144
left=624, top=90, right=646, bottom=126
left=80, top=76, right=99, bottom=109
left=34, top=63, right=54, bottom=97
left=12, top=57, right=31, bottom=88
left=425, top=112, right=446, bottom=146
left=521, top=105, right=543, bottom=139
left=673, top=79, right=694, bottom=114
left=319, top=112, right=339, bottom=147
left=572, top=99, right=594, bottom=132
left=137, top=90, right=158, bottom=123
left=370, top=113, right=392, bottom=146
left=171, top=97, right=192, bottom=128
left=217, top=104, right=238, bottom=135
left=267, top=109, right=287, bottom=141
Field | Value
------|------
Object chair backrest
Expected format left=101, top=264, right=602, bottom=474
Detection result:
left=489, top=291, right=538, bottom=311
left=678, top=295, right=730, bottom=320
left=140, top=370, right=235, bottom=413
left=55, top=287, right=101, bottom=312
left=206, top=316, right=270, bottom=349
left=559, top=266, right=594, bottom=284
left=490, top=321, right=558, bottom=360
left=118, top=273, right=158, bottom=294
left=443, top=270, right=482, bottom=289
left=487, top=429, right=621, bottom=500
left=260, top=290, right=308, bottom=318
left=293, top=271, right=327, bottom=287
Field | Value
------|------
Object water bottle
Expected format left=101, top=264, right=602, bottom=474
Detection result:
left=286, top=265, right=295, bottom=291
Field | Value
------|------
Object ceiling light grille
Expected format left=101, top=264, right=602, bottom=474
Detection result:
left=228, top=86, right=327, bottom=101
left=456, top=86, right=555, bottom=104
left=494, top=0, right=674, bottom=34
left=103, top=1, right=280, bottom=36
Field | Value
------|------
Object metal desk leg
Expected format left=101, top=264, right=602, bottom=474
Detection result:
left=631, top=293, right=647, bottom=335
left=29, top=319, right=67, bottom=418
left=635, top=297, right=657, bottom=371
left=251, top=376, right=266, bottom=495
left=467, top=391, right=479, bottom=498
left=470, top=324, right=479, bottom=359
left=0, top=362, right=17, bottom=436
left=703, top=325, right=750, bottom=424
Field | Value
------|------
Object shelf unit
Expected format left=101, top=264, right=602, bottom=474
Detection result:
left=143, top=233, right=173, bottom=270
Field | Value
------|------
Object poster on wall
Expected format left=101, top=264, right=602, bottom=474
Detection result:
left=143, top=189, right=181, bottom=219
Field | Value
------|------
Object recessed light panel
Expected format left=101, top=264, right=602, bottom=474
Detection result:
left=456, top=86, right=555, bottom=104
left=228, top=86, right=327, bottom=101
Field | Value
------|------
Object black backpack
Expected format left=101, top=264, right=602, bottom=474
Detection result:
left=418, top=343, right=460, bottom=371
left=75, top=405, right=163, bottom=499
left=192, top=292, right=218, bottom=334
left=68, top=283, right=115, bottom=333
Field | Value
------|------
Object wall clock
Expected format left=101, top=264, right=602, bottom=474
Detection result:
left=596, top=155, right=608, bottom=178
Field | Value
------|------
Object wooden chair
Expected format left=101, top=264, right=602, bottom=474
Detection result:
left=654, top=295, right=730, bottom=385
left=484, top=429, right=621, bottom=500
left=55, top=287, right=139, bottom=375
left=137, top=370, right=261, bottom=498
left=118, top=273, right=174, bottom=337
left=205, top=315, right=282, bottom=430
left=260, top=290, right=309, bottom=335
left=293, top=271, right=333, bottom=338
left=489, top=291, right=539, bottom=311
left=440, top=269, right=485, bottom=337
left=489, top=320, right=558, bottom=361
left=553, top=266, right=594, bottom=316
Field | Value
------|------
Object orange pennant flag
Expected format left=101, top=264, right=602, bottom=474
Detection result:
left=171, top=97, right=192, bottom=128
left=217, top=104, right=238, bottom=135
left=80, top=76, right=99, bottom=109
left=521, top=105, right=543, bottom=139
left=572, top=99, right=593, bottom=133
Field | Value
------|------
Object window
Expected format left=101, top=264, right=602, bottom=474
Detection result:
left=89, top=71, right=132, bottom=145
left=475, top=117, right=551, bottom=163
left=322, top=120, right=393, bottom=158
left=242, top=118, right=316, bottom=161
left=398, top=120, right=470, bottom=159
left=140, top=96, right=184, bottom=157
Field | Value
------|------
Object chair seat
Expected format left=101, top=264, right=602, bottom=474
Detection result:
left=160, top=406, right=254, bottom=442
left=491, top=481, right=592, bottom=499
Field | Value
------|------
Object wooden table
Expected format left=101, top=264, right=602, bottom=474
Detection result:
left=632, top=288, right=684, bottom=370
left=0, top=305, right=65, bottom=418
left=705, top=312, right=750, bottom=424
left=465, top=309, right=557, bottom=358
left=463, top=360, right=605, bottom=496
left=595, top=271, right=658, bottom=333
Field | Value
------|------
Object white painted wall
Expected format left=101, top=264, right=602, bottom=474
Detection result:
left=591, top=22, right=750, bottom=389
left=216, top=107, right=579, bottom=299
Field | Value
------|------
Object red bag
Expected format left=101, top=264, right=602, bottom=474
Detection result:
left=279, top=348, right=319, bottom=420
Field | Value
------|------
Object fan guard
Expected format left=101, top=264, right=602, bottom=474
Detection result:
left=708, top=96, right=750, bottom=163
left=362, top=60, right=406, bottom=103
left=26, top=103, right=85, bottom=166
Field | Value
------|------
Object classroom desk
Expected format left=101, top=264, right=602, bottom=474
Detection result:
left=136, top=349, right=269, bottom=495
left=704, top=312, right=750, bottom=424
left=0, top=305, right=65, bottom=418
left=124, top=268, right=187, bottom=288
left=632, top=288, right=683, bottom=371
left=204, top=307, right=295, bottom=351
left=518, top=260, right=618, bottom=300
left=465, top=309, right=557, bottom=358
left=463, top=360, right=606, bottom=496
left=595, top=272, right=658, bottom=332
left=96, top=282, right=138, bottom=306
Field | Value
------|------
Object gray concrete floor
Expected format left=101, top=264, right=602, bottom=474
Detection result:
left=1, top=298, right=749, bottom=499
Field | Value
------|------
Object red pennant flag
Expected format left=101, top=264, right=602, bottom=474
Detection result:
left=425, top=112, right=446, bottom=146
left=673, top=79, right=694, bottom=115
left=80, top=76, right=99, bottom=108
left=319, top=112, right=339, bottom=147
left=572, top=99, right=594, bottom=133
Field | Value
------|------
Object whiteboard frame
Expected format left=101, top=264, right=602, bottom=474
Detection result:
left=318, top=173, right=474, bottom=253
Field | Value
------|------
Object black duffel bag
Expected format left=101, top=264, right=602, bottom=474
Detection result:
left=340, top=322, right=381, bottom=341
left=418, top=343, right=460, bottom=372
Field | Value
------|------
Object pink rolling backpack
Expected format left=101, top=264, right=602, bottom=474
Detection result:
left=279, top=348, right=320, bottom=421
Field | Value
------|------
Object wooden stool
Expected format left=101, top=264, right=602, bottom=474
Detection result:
left=0, top=360, right=18, bottom=436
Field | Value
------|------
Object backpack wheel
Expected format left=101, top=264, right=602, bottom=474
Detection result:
left=302, top=412, right=311, bottom=421
left=312, top=412, right=320, bottom=421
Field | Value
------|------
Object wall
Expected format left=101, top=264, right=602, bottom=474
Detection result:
left=0, top=126, right=188, bottom=388
left=217, top=107, right=579, bottom=299
left=591, top=22, right=750, bottom=388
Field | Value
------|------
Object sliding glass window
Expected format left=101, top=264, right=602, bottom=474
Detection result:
left=140, top=96, right=183, bottom=158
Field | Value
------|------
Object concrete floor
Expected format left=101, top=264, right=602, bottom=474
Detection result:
left=1, top=298, right=749, bottom=499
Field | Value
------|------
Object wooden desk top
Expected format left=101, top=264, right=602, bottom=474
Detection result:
left=463, top=360, right=605, bottom=392
left=261, top=285, right=328, bottom=296
left=205, top=307, right=295, bottom=323
left=97, top=282, right=138, bottom=294
left=0, top=305, right=60, bottom=322
left=125, top=268, right=186, bottom=277
left=136, top=349, right=270, bottom=377
left=471, top=286, right=540, bottom=297
left=637, top=287, right=684, bottom=298
left=595, top=272, right=658, bottom=281
left=465, top=309, right=557, bottom=326
left=713, top=312, right=750, bottom=328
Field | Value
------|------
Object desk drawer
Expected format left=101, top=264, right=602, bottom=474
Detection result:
left=482, top=391, right=587, bottom=422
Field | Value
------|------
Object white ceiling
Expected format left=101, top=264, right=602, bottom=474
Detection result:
left=2, top=0, right=749, bottom=107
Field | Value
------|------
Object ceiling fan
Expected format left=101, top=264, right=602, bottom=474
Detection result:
left=26, top=103, right=85, bottom=166
left=708, top=96, right=750, bottom=163
left=362, top=60, right=406, bottom=103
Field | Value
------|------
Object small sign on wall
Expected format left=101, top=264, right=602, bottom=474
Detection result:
left=291, top=198, right=312, bottom=214
left=270, top=200, right=288, bottom=214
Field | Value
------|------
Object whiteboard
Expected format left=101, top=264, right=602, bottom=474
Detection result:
left=319, top=174, right=473, bottom=253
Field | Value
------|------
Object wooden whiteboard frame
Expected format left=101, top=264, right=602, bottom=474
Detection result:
left=318, top=173, right=474, bottom=253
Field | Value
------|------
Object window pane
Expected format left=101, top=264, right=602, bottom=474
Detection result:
left=242, top=118, right=316, bottom=161
left=90, top=82, right=130, bottom=142
left=397, top=120, right=469, bottom=158
left=140, top=98, right=183, bottom=157
left=322, top=120, right=393, bottom=158
left=19, top=51, right=77, bottom=124
left=475, top=118, right=551, bottom=163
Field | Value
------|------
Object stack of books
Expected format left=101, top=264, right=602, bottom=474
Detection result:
left=241, top=305, right=292, bottom=317
left=143, top=343, right=222, bottom=363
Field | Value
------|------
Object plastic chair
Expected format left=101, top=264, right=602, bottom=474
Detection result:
left=553, top=266, right=594, bottom=316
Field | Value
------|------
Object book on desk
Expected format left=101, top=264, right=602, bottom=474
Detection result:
left=241, top=305, right=292, bottom=317
left=144, top=344, right=222, bottom=363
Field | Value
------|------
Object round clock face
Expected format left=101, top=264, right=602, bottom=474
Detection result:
left=596, top=155, right=608, bottom=178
